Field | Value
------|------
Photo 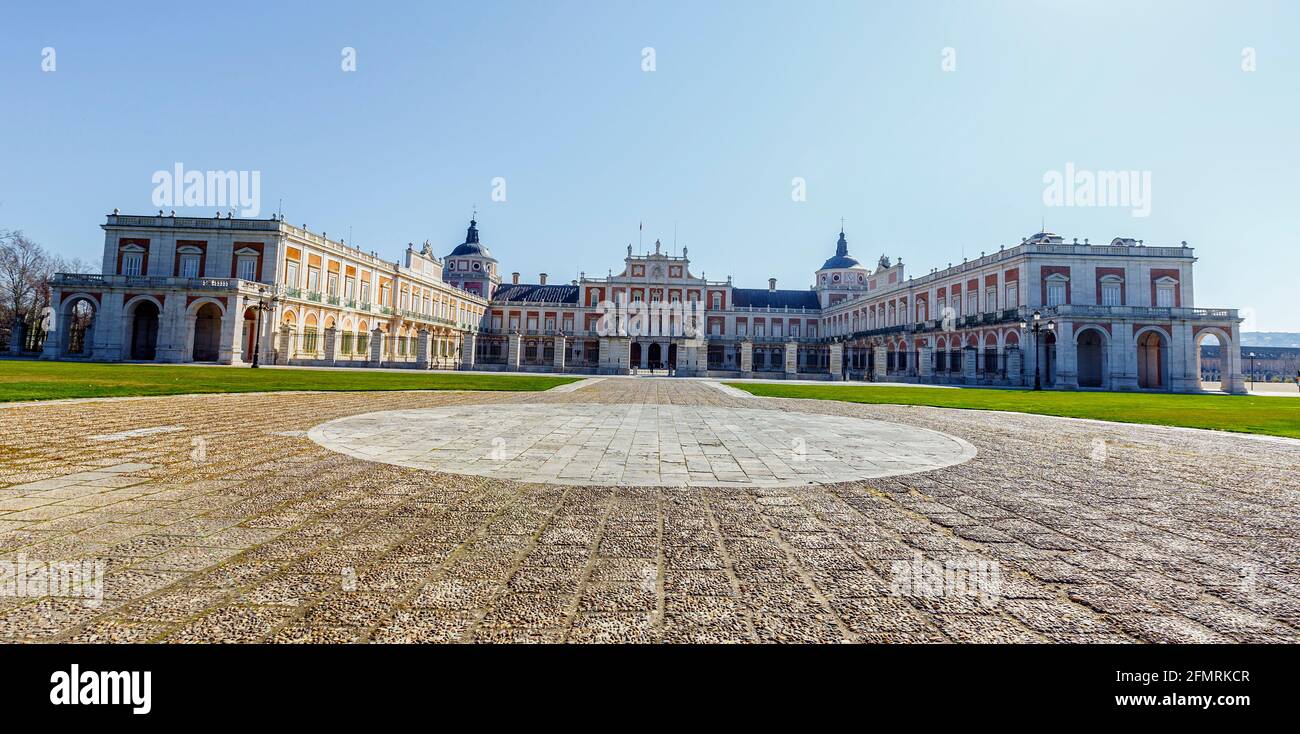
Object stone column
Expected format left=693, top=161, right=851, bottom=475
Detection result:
left=1223, top=326, right=1247, bottom=394
left=460, top=332, right=476, bottom=368
left=150, top=295, right=185, bottom=363
left=1055, top=322, right=1078, bottom=389
left=553, top=335, right=567, bottom=371
left=1170, top=321, right=1198, bottom=393
left=872, top=345, right=887, bottom=381
left=828, top=342, right=843, bottom=381
left=740, top=340, right=754, bottom=376
left=785, top=341, right=798, bottom=376
left=95, top=291, right=126, bottom=362
left=598, top=336, right=629, bottom=374
left=274, top=327, right=290, bottom=365
left=507, top=333, right=522, bottom=370
left=369, top=328, right=384, bottom=366
left=1110, top=321, right=1137, bottom=390
left=323, top=327, right=339, bottom=365
left=415, top=328, right=433, bottom=369
left=917, top=346, right=932, bottom=378
left=963, top=346, right=977, bottom=381
left=1005, top=345, right=1023, bottom=386
left=219, top=295, right=242, bottom=365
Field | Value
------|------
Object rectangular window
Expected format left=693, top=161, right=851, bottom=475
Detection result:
left=1004, top=284, right=1018, bottom=309
left=985, top=288, right=996, bottom=312
left=345, top=278, right=355, bottom=299
left=1156, top=286, right=1174, bottom=307
left=1047, top=283, right=1066, bottom=306
left=1101, top=283, right=1121, bottom=306
left=967, top=293, right=978, bottom=314
left=285, top=261, right=299, bottom=287
left=307, top=268, right=320, bottom=292
left=360, top=282, right=369, bottom=303
left=122, top=252, right=144, bottom=276
left=327, top=273, right=339, bottom=296
left=711, top=294, right=721, bottom=309
left=180, top=254, right=200, bottom=278
left=237, top=257, right=257, bottom=281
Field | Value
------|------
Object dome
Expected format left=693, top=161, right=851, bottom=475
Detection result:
left=819, top=230, right=864, bottom=270
left=448, top=219, right=493, bottom=258
left=1024, top=231, right=1064, bottom=245
left=820, top=254, right=862, bottom=269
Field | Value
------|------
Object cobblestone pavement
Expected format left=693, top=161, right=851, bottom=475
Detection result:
left=1, top=377, right=1297, bottom=643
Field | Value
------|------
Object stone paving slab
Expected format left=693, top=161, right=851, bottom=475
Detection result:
left=307, top=404, right=976, bottom=487
left=0, top=378, right=1296, bottom=643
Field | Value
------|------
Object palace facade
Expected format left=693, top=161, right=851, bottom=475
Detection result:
left=37, top=211, right=1246, bottom=393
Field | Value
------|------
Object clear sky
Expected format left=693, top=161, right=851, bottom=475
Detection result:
left=2, top=0, right=1297, bottom=329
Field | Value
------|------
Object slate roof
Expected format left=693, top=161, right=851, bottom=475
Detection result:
left=491, top=283, right=580, bottom=304
left=731, top=288, right=821, bottom=310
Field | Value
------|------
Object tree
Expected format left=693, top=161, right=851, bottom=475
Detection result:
left=0, top=229, right=91, bottom=350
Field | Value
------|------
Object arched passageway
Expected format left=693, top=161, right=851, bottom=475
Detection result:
left=129, top=301, right=160, bottom=360
left=1137, top=330, right=1166, bottom=389
left=1076, top=329, right=1106, bottom=388
left=192, top=303, right=222, bottom=362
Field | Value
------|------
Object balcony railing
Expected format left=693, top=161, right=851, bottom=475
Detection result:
left=51, top=273, right=247, bottom=290
left=1042, top=305, right=1238, bottom=321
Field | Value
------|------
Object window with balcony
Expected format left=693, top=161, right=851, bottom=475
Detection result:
left=121, top=251, right=144, bottom=276
left=180, top=253, right=201, bottom=278
left=285, top=261, right=299, bottom=287
left=307, top=268, right=320, bottom=292
left=1156, top=284, right=1175, bottom=307
left=237, top=256, right=257, bottom=281
left=327, top=273, right=339, bottom=296
left=985, top=288, right=996, bottom=312
left=1046, top=281, right=1067, bottom=306
left=1100, top=276, right=1122, bottom=306
left=1004, top=284, right=1018, bottom=309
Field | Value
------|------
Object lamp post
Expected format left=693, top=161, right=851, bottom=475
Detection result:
left=249, top=286, right=279, bottom=369
left=1248, top=351, right=1256, bottom=390
left=1019, top=310, right=1056, bottom=391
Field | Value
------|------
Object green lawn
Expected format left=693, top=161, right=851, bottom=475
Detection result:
left=724, top=382, right=1300, bottom=439
left=0, top=360, right=577, bottom=402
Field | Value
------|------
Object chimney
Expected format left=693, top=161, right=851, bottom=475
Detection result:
left=539, top=273, right=547, bottom=286
left=511, top=272, right=520, bottom=285
left=768, top=277, right=777, bottom=292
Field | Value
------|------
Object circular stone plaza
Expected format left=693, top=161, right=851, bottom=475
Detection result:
left=0, top=376, right=1297, bottom=644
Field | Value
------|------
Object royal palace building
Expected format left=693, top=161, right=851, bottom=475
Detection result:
left=37, top=211, right=1246, bottom=393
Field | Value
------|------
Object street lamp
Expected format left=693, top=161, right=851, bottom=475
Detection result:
left=249, top=286, right=279, bottom=369
left=1248, top=351, right=1256, bottom=390
left=1019, top=310, right=1056, bottom=391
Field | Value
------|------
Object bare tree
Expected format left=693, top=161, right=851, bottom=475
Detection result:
left=0, top=229, right=87, bottom=351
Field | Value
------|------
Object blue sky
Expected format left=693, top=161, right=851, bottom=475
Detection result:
left=2, top=0, right=1297, bottom=330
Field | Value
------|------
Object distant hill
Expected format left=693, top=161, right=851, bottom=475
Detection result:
left=1242, top=332, right=1300, bottom=348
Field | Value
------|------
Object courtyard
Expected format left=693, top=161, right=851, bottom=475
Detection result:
left=0, top=376, right=1297, bottom=643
